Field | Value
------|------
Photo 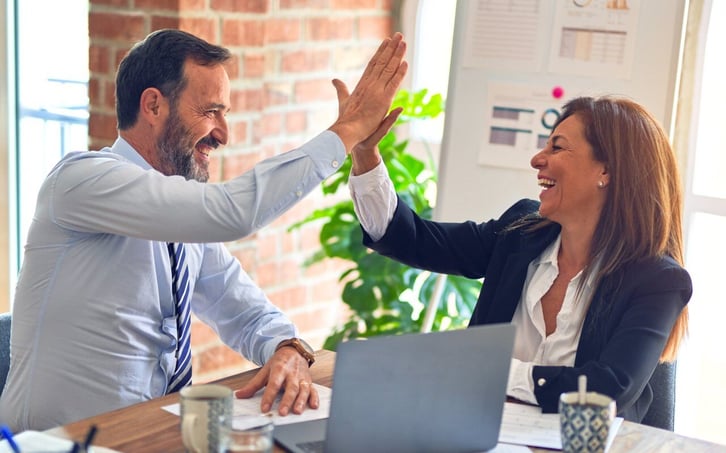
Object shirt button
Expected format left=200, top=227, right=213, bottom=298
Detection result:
left=537, top=378, right=547, bottom=387
left=295, top=190, right=302, bottom=197
left=332, top=160, right=339, bottom=168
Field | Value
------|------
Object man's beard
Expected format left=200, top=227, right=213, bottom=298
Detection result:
left=156, top=109, right=213, bottom=182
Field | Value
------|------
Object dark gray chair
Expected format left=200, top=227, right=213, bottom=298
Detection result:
left=641, top=361, right=676, bottom=431
left=0, top=312, right=10, bottom=396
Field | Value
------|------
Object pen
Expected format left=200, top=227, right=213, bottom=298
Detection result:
left=0, top=424, right=20, bottom=453
left=82, top=425, right=98, bottom=452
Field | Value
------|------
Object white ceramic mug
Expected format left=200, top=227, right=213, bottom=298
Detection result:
left=180, top=384, right=233, bottom=453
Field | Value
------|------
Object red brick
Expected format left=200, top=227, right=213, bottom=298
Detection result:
left=294, top=78, right=336, bottom=103
left=195, top=344, right=250, bottom=376
left=251, top=112, right=282, bottom=140
left=281, top=229, right=298, bottom=254
left=257, top=233, right=279, bottom=260
left=266, top=18, right=301, bottom=43
left=331, top=0, right=377, bottom=8
left=178, top=17, right=218, bottom=43
left=90, top=0, right=128, bottom=7
left=280, top=0, right=327, bottom=9
left=359, top=15, right=392, bottom=39
left=88, top=78, right=102, bottom=109
left=221, top=150, right=264, bottom=180
left=89, top=112, right=117, bottom=141
left=191, top=318, right=221, bottom=346
left=267, top=286, right=308, bottom=311
left=89, top=12, right=147, bottom=42
left=290, top=305, right=339, bottom=332
left=211, top=0, right=269, bottom=13
left=307, top=17, right=354, bottom=41
left=264, top=82, right=293, bottom=107
left=150, top=15, right=180, bottom=31
left=105, top=80, right=117, bottom=111
left=229, top=119, right=249, bottom=144
left=285, top=111, right=308, bottom=134
left=231, top=88, right=264, bottom=112
left=281, top=49, right=331, bottom=73
left=135, top=0, right=181, bottom=10
left=224, top=55, right=241, bottom=80
left=243, top=54, right=266, bottom=78
left=230, top=247, right=258, bottom=271
left=180, top=0, right=208, bottom=9
left=222, top=19, right=265, bottom=47
left=312, top=278, right=345, bottom=302
left=89, top=45, right=111, bottom=74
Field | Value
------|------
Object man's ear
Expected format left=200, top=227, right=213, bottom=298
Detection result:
left=139, top=87, right=167, bottom=125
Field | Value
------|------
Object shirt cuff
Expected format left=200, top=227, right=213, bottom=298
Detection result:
left=506, top=357, right=538, bottom=405
left=349, top=161, right=397, bottom=242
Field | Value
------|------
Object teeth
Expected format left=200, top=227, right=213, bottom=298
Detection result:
left=538, top=178, right=555, bottom=188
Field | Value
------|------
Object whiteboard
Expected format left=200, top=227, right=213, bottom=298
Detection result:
left=435, top=0, right=687, bottom=222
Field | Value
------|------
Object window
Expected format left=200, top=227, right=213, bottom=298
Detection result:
left=12, top=0, right=89, bottom=284
left=675, top=0, right=726, bottom=444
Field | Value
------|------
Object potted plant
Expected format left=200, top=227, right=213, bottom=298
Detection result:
left=290, top=89, right=480, bottom=350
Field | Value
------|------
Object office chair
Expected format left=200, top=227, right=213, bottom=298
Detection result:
left=640, top=361, right=676, bottom=431
left=0, top=312, right=10, bottom=396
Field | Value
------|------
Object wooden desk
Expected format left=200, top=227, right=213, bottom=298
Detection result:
left=47, top=350, right=725, bottom=452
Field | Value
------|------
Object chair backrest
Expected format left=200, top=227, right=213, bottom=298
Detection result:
left=641, top=361, right=676, bottom=431
left=0, top=312, right=11, bottom=396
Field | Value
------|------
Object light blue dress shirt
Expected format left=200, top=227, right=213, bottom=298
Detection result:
left=0, top=131, right=345, bottom=431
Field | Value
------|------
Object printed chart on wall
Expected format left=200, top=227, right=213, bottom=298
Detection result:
left=549, top=0, right=641, bottom=78
left=480, top=82, right=566, bottom=170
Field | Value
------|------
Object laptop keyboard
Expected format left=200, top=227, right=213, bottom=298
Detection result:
left=295, top=440, right=325, bottom=453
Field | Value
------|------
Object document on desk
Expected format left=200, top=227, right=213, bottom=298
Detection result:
left=162, top=383, right=332, bottom=430
left=499, top=402, right=623, bottom=450
left=0, top=430, right=121, bottom=453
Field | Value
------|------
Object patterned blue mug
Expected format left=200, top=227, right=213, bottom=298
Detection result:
left=559, top=391, right=616, bottom=453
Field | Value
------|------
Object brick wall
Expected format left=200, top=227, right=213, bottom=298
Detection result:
left=88, top=0, right=395, bottom=382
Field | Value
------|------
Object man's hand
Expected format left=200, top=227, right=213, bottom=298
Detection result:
left=234, top=347, right=319, bottom=416
left=329, top=32, right=408, bottom=153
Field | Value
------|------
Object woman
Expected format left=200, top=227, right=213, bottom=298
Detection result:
left=346, top=95, right=691, bottom=422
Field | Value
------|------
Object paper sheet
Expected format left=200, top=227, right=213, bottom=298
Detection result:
left=162, top=383, right=331, bottom=430
left=0, top=430, right=120, bottom=453
left=499, top=401, right=623, bottom=450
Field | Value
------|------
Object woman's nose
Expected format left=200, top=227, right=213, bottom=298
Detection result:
left=530, top=149, right=546, bottom=169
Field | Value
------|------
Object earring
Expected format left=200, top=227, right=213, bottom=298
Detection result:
left=598, top=181, right=604, bottom=188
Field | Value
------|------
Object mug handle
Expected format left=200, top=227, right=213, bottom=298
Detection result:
left=181, top=414, right=201, bottom=453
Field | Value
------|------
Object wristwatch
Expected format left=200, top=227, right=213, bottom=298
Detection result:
left=275, top=337, right=316, bottom=367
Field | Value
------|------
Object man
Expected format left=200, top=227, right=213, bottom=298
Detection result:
left=0, top=29, right=407, bottom=431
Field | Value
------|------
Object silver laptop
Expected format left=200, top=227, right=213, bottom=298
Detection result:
left=274, top=323, right=515, bottom=453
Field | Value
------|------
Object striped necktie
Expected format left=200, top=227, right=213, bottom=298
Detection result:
left=167, top=242, right=192, bottom=393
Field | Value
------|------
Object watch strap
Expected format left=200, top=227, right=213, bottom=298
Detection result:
left=275, top=338, right=315, bottom=367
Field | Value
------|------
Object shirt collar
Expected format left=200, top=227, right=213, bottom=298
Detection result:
left=110, top=136, right=154, bottom=170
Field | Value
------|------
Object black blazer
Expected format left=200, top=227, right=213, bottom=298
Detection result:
left=362, top=198, right=692, bottom=422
